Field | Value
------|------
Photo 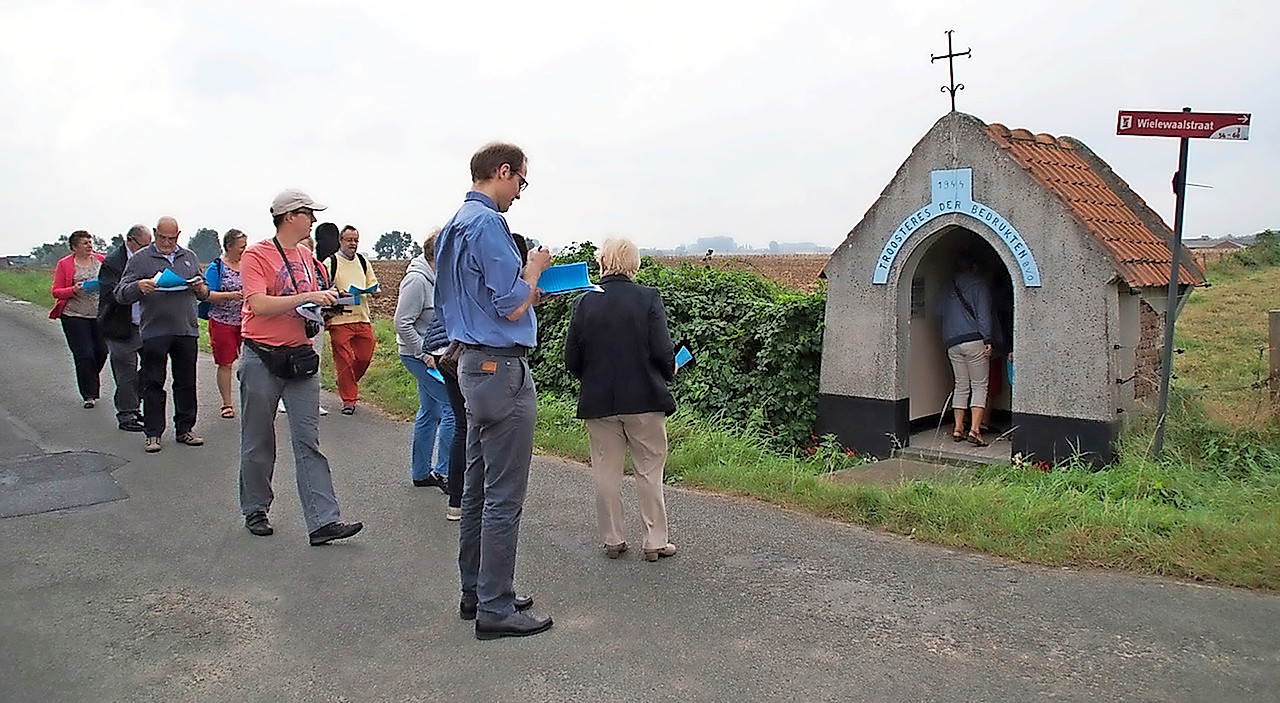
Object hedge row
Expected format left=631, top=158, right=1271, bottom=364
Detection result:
left=529, top=243, right=826, bottom=448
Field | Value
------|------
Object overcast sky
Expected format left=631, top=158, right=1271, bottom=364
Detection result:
left=1, top=0, right=1273, bottom=256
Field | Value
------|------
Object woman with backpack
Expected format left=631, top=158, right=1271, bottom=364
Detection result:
left=203, top=229, right=247, bottom=418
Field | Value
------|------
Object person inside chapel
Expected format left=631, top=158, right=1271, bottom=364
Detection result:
left=935, top=250, right=997, bottom=446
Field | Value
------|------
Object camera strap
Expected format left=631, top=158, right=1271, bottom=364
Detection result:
left=272, top=237, right=313, bottom=294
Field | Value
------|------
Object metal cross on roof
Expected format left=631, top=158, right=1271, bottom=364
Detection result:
left=931, top=30, right=972, bottom=113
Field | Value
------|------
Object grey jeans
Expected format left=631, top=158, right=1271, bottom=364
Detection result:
left=457, top=348, right=537, bottom=620
left=105, top=327, right=141, bottom=422
left=238, top=345, right=342, bottom=532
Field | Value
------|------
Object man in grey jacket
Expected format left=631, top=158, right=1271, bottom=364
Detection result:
left=393, top=231, right=455, bottom=490
left=115, top=216, right=210, bottom=453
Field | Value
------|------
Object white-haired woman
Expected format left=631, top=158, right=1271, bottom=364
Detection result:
left=564, top=237, right=678, bottom=561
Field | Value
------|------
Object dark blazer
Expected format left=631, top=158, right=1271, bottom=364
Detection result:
left=565, top=274, right=676, bottom=420
left=96, top=244, right=134, bottom=341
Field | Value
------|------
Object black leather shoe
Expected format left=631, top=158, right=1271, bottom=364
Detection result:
left=475, top=610, right=553, bottom=640
left=412, top=472, right=448, bottom=493
left=308, top=521, right=363, bottom=545
left=118, top=418, right=145, bottom=433
left=244, top=512, right=273, bottom=536
left=459, top=594, right=533, bottom=621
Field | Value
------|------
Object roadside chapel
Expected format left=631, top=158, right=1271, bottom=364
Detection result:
left=817, top=111, right=1204, bottom=465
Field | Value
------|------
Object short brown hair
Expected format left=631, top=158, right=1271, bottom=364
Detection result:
left=422, top=227, right=441, bottom=265
left=222, top=228, right=247, bottom=250
left=68, top=230, right=92, bottom=249
left=470, top=142, right=525, bottom=182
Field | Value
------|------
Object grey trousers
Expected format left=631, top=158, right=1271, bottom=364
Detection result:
left=457, top=348, right=536, bottom=619
left=105, top=327, right=142, bottom=422
left=238, top=345, right=342, bottom=532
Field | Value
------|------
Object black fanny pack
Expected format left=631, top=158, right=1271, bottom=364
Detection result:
left=246, top=339, right=319, bottom=380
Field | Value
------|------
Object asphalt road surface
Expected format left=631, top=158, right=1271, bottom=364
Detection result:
left=1, top=295, right=1277, bottom=702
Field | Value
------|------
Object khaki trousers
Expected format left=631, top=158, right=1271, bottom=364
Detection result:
left=586, top=412, right=670, bottom=551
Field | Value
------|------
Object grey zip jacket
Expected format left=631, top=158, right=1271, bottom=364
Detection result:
left=394, top=254, right=436, bottom=359
left=115, top=244, right=205, bottom=340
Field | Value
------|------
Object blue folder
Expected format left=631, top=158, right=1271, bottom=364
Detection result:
left=536, top=262, right=603, bottom=295
left=675, top=346, right=693, bottom=371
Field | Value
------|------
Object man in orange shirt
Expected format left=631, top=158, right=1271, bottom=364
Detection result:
left=237, top=189, right=364, bottom=546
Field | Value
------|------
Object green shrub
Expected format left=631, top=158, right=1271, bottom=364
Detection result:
left=530, top=245, right=826, bottom=448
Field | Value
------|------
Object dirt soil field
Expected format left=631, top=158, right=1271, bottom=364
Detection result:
left=367, top=253, right=830, bottom=317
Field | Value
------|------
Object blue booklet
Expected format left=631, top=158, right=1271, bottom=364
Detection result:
left=427, top=367, right=444, bottom=383
left=80, top=279, right=100, bottom=293
left=675, top=346, right=693, bottom=371
left=153, top=268, right=201, bottom=291
left=536, top=262, right=603, bottom=295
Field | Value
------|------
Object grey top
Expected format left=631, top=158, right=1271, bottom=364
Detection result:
left=393, top=254, right=436, bottom=359
left=936, top=270, right=993, bottom=349
left=115, top=244, right=205, bottom=340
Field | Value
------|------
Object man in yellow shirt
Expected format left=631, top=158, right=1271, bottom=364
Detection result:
left=325, top=225, right=380, bottom=415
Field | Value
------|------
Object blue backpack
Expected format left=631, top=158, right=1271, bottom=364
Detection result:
left=196, top=258, right=223, bottom=320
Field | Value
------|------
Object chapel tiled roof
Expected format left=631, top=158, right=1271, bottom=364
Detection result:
left=985, top=123, right=1205, bottom=288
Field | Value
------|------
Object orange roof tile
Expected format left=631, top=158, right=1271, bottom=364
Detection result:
left=985, top=123, right=1204, bottom=288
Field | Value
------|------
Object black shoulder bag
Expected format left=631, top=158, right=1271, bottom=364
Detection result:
left=244, top=239, right=321, bottom=380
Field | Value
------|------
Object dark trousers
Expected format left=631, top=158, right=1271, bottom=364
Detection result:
left=456, top=349, right=537, bottom=620
left=442, top=367, right=467, bottom=509
left=140, top=334, right=198, bottom=439
left=60, top=316, right=108, bottom=401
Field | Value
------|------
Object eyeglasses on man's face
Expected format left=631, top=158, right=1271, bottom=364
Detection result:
left=291, top=209, right=316, bottom=220
left=508, top=168, right=528, bottom=193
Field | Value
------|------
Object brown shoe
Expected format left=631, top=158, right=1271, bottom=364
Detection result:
left=176, top=432, right=204, bottom=447
left=643, top=543, right=678, bottom=562
left=144, top=437, right=162, bottom=453
left=605, top=542, right=628, bottom=559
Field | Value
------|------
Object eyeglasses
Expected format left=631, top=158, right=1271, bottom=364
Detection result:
left=291, top=209, right=316, bottom=220
left=513, top=171, right=528, bottom=192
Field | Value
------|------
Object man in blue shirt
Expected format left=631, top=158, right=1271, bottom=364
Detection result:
left=435, top=142, right=553, bottom=640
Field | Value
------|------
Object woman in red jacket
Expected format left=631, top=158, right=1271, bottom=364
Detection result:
left=50, top=230, right=108, bottom=408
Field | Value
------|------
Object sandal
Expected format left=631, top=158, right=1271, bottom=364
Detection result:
left=220, top=405, right=236, bottom=419
left=966, top=431, right=989, bottom=447
left=951, top=430, right=966, bottom=442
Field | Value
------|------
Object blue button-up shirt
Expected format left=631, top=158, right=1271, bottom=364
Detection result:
left=434, top=192, right=537, bottom=348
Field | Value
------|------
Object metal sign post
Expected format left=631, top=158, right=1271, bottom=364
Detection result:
left=1117, top=107, right=1251, bottom=456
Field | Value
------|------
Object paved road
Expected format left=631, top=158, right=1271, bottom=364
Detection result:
left=1, top=295, right=1278, bottom=703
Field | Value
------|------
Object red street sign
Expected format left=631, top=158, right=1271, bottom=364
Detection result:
left=1117, top=110, right=1250, bottom=140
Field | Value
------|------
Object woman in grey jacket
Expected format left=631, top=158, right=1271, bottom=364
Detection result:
left=394, top=230, right=453, bottom=489
left=937, top=252, right=994, bottom=446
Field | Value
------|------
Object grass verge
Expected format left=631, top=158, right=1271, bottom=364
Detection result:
left=4, top=266, right=1277, bottom=588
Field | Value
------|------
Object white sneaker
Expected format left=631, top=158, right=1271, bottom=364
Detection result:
left=319, top=406, right=329, bottom=416
left=278, top=399, right=286, bottom=413
left=445, top=507, right=462, bottom=522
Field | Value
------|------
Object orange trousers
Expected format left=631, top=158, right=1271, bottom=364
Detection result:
left=328, top=322, right=375, bottom=405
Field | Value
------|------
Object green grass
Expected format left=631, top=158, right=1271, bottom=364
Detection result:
left=0, top=268, right=55, bottom=308
left=1175, top=261, right=1280, bottom=429
left=5, top=264, right=1279, bottom=589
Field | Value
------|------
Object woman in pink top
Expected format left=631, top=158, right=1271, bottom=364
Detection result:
left=50, top=230, right=108, bottom=408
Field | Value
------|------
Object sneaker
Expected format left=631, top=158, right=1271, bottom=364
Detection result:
left=412, top=472, right=448, bottom=493
left=278, top=399, right=287, bottom=413
left=445, top=507, right=462, bottom=522
left=309, top=521, right=363, bottom=546
left=82, top=398, right=96, bottom=409
left=319, top=406, right=329, bottom=416
left=144, top=437, right=162, bottom=453
left=341, top=405, right=355, bottom=416
left=176, top=432, right=204, bottom=447
left=118, top=418, right=145, bottom=433
left=244, top=512, right=273, bottom=536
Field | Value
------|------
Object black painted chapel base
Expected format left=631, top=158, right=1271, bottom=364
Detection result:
left=817, top=393, right=1116, bottom=468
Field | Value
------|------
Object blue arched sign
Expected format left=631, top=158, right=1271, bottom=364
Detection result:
left=871, top=168, right=1042, bottom=287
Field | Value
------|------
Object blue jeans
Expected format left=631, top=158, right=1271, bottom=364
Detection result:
left=401, top=355, right=454, bottom=481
